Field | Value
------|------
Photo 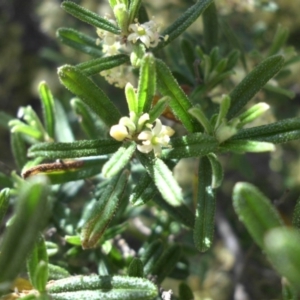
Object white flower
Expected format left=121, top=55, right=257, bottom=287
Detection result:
left=127, top=18, right=162, bottom=48
left=100, top=65, right=132, bottom=88
left=137, top=119, right=175, bottom=156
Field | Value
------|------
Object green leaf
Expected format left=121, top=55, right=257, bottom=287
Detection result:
left=0, top=177, right=50, bottom=285
left=188, top=105, right=213, bottom=134
left=128, top=0, right=142, bottom=25
left=56, top=28, right=103, bottom=57
left=263, top=83, right=295, bottom=99
left=267, top=24, right=289, bottom=56
left=0, top=111, right=14, bottom=129
left=76, top=54, right=130, bottom=77
left=152, top=195, right=194, bottom=228
left=54, top=100, right=75, bottom=142
left=219, top=140, right=275, bottom=153
left=137, top=53, right=156, bottom=114
left=292, top=196, right=300, bottom=230
left=151, top=244, right=181, bottom=283
left=231, top=117, right=300, bottom=144
left=128, top=258, right=144, bottom=278
left=39, top=82, right=55, bottom=139
left=58, top=65, right=121, bottom=127
left=46, top=275, right=158, bottom=300
left=137, top=152, right=184, bottom=207
left=155, top=0, right=213, bottom=50
left=27, top=235, right=49, bottom=292
left=264, top=228, right=300, bottom=293
left=28, top=139, right=121, bottom=159
left=181, top=38, right=196, bottom=76
left=207, top=153, right=223, bottom=188
left=11, top=132, right=27, bottom=170
left=156, top=58, right=200, bottom=132
left=237, top=102, right=270, bottom=128
left=202, top=2, right=218, bottom=52
left=148, top=96, right=170, bottom=123
left=193, top=156, right=216, bottom=252
left=70, top=98, right=102, bottom=139
left=61, top=1, right=120, bottom=34
left=102, top=141, right=136, bottom=178
left=81, top=170, right=129, bottom=249
left=9, top=119, right=43, bottom=141
left=48, top=264, right=70, bottom=281
left=179, top=282, right=194, bottom=300
left=129, top=172, right=157, bottom=206
left=233, top=182, right=283, bottom=248
left=227, top=55, right=284, bottom=119
left=125, top=83, right=138, bottom=114
left=0, top=188, right=10, bottom=226
left=22, top=158, right=107, bottom=184
left=162, top=133, right=218, bottom=159
left=140, top=240, right=164, bottom=276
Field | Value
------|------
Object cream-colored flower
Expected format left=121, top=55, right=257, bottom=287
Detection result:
left=128, top=18, right=161, bottom=48
left=137, top=119, right=175, bottom=156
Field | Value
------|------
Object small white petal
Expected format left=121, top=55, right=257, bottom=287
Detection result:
left=137, top=144, right=153, bottom=153
left=138, top=130, right=153, bottom=140
left=153, top=119, right=162, bottom=135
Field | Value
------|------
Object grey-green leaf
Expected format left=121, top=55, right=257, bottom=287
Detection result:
left=28, top=139, right=121, bottom=159
left=58, top=65, right=121, bottom=127
left=227, top=55, right=284, bottom=119
left=193, top=156, right=216, bottom=252
left=46, top=275, right=158, bottom=300
left=233, top=182, right=283, bottom=249
left=61, top=1, right=120, bottom=34
left=56, top=28, right=103, bottom=57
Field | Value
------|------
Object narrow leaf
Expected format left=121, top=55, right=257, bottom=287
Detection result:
left=179, top=282, right=194, bottom=300
left=148, top=96, right=170, bottom=123
left=128, top=258, right=144, bottom=278
left=27, top=235, right=49, bottom=292
left=130, top=172, right=157, bottom=206
left=57, top=28, right=103, bottom=57
left=137, top=54, right=156, bottom=113
left=233, top=182, right=283, bottom=248
left=46, top=275, right=158, bottom=300
left=76, top=54, right=129, bottom=77
left=10, top=132, right=27, bottom=171
left=267, top=24, right=289, bottom=56
left=137, top=152, right=184, bottom=207
left=140, top=240, right=164, bottom=276
left=62, top=1, right=120, bottom=34
left=151, top=244, right=181, bottom=283
left=231, top=117, right=300, bottom=144
left=71, top=98, right=102, bottom=139
left=161, top=133, right=218, bottom=159
left=125, top=83, right=138, bottom=114
left=202, top=2, right=218, bottom=52
left=39, top=82, right=55, bottom=139
left=0, top=177, right=50, bottom=285
left=193, top=156, right=216, bottom=252
left=22, top=158, right=106, bottom=184
left=81, top=170, right=129, bottom=249
left=219, top=140, right=275, bottom=153
left=128, top=0, right=142, bottom=25
left=54, top=100, right=74, bottom=142
left=48, top=264, right=70, bottom=281
left=292, top=196, right=300, bottom=230
left=155, top=0, right=213, bottom=50
left=264, top=228, right=300, bottom=293
left=58, top=65, right=121, bottom=127
left=156, top=58, right=200, bottom=132
left=228, top=55, right=284, bottom=119
left=0, top=188, right=10, bottom=225
left=152, top=195, right=194, bottom=228
left=102, top=141, right=136, bottom=178
left=207, top=153, right=223, bottom=188
left=28, top=139, right=121, bottom=159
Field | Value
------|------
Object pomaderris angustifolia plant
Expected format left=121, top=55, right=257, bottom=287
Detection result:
left=1, top=0, right=300, bottom=299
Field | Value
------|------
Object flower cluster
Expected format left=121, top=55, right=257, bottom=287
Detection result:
left=110, top=112, right=175, bottom=156
left=96, top=15, right=165, bottom=88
